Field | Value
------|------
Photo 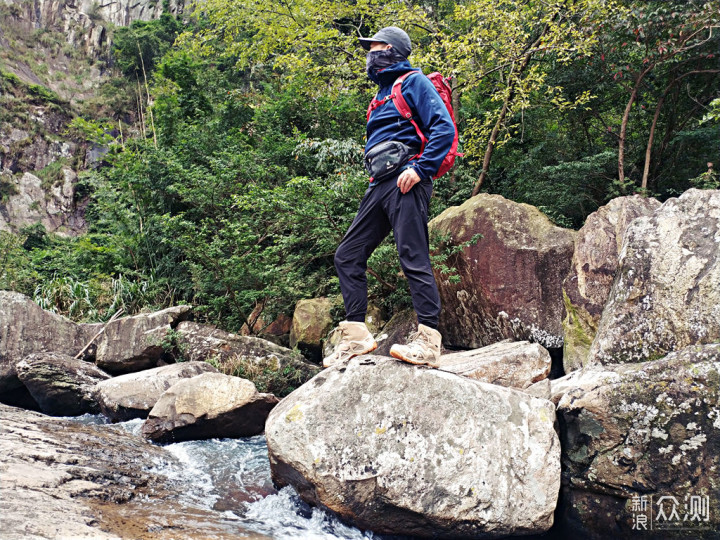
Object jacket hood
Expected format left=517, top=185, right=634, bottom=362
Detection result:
left=372, top=60, right=418, bottom=87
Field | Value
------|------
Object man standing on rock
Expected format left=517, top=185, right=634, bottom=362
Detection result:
left=324, top=27, right=455, bottom=369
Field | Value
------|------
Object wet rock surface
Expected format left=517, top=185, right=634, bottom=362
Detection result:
left=562, top=195, right=660, bottom=372
left=143, top=372, right=278, bottom=443
left=429, top=193, right=575, bottom=350
left=589, top=189, right=720, bottom=365
left=15, top=352, right=111, bottom=416
left=266, top=355, right=561, bottom=538
left=555, top=344, right=720, bottom=538
left=94, top=361, right=218, bottom=422
left=0, top=403, right=266, bottom=540
left=437, top=340, right=551, bottom=389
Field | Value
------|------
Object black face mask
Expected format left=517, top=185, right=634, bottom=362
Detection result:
left=366, top=48, right=406, bottom=82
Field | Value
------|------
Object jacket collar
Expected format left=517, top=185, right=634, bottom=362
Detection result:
left=372, top=60, right=418, bottom=87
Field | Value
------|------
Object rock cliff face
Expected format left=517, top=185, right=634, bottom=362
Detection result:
left=0, top=0, right=183, bottom=61
left=0, top=0, right=183, bottom=236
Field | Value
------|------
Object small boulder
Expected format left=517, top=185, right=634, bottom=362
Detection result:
left=94, top=361, right=217, bottom=422
left=555, top=344, right=720, bottom=537
left=95, top=305, right=192, bottom=374
left=562, top=195, right=660, bottom=372
left=437, top=341, right=551, bottom=389
left=266, top=356, right=560, bottom=538
left=289, top=297, right=335, bottom=362
left=589, top=189, right=720, bottom=365
left=429, top=194, right=575, bottom=350
left=142, top=372, right=278, bottom=443
left=15, top=352, right=111, bottom=416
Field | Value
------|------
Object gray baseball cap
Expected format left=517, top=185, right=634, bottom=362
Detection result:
left=359, top=26, right=412, bottom=58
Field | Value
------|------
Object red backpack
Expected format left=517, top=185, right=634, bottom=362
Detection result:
left=366, top=71, right=461, bottom=179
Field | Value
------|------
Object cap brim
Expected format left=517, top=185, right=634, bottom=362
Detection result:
left=358, top=37, right=384, bottom=51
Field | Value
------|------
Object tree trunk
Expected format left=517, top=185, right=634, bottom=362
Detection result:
left=471, top=94, right=512, bottom=196
left=618, top=84, right=638, bottom=186
left=641, top=94, right=665, bottom=191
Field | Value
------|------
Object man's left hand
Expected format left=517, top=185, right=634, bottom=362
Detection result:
left=397, top=167, right=421, bottom=194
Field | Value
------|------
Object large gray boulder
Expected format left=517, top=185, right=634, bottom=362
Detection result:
left=562, top=195, right=660, bottom=372
left=554, top=344, right=720, bottom=538
left=142, top=372, right=278, bottom=443
left=94, top=361, right=217, bottom=422
left=0, top=291, right=98, bottom=394
left=437, top=341, right=551, bottom=389
left=15, top=352, right=111, bottom=416
left=266, top=356, right=560, bottom=538
left=95, top=305, right=192, bottom=374
left=589, top=189, right=720, bottom=365
left=429, top=194, right=575, bottom=350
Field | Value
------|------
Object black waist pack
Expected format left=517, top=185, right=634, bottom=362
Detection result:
left=364, top=140, right=414, bottom=183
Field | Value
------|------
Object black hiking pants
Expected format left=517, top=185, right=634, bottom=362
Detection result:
left=334, top=176, right=441, bottom=329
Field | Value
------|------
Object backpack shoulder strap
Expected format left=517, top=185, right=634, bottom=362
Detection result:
left=391, top=72, right=428, bottom=154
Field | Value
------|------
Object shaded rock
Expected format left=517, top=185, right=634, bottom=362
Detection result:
left=142, top=373, right=278, bottom=443
left=437, top=341, right=551, bottom=389
left=589, top=189, right=720, bottom=365
left=95, top=305, right=192, bottom=374
left=563, top=195, right=661, bottom=372
left=266, top=356, right=560, bottom=538
left=555, top=344, right=720, bottom=538
left=0, top=403, right=266, bottom=539
left=372, top=308, right=416, bottom=357
left=176, top=321, right=319, bottom=396
left=239, top=302, right=292, bottom=340
left=94, top=361, right=217, bottom=422
left=289, top=297, right=335, bottom=362
left=15, top=352, right=110, bottom=416
left=429, top=194, right=575, bottom=350
left=0, top=290, right=98, bottom=394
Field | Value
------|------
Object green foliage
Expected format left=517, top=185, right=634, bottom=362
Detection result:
left=112, top=14, right=182, bottom=77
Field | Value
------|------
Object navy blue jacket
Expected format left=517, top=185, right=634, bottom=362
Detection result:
left=366, top=60, right=455, bottom=182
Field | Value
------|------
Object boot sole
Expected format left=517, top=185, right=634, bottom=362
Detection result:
left=390, top=349, right=439, bottom=369
left=323, top=342, right=378, bottom=368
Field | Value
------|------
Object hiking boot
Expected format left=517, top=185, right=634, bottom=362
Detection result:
left=323, top=321, right=377, bottom=368
left=390, top=324, right=442, bottom=367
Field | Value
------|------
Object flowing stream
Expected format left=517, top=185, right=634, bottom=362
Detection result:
left=72, top=415, right=394, bottom=540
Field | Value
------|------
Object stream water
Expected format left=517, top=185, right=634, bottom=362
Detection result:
left=73, top=414, right=392, bottom=540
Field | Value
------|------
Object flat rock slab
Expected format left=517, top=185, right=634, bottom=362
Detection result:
left=0, top=404, right=266, bottom=540
left=555, top=344, right=720, bottom=538
left=143, top=372, right=278, bottom=443
left=437, top=341, right=551, bottom=389
left=266, top=356, right=560, bottom=538
left=15, top=352, right=111, bottom=416
left=589, top=188, right=720, bottom=365
left=94, top=361, right=217, bottom=422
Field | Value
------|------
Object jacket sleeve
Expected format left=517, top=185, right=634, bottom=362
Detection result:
left=403, top=73, right=455, bottom=180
